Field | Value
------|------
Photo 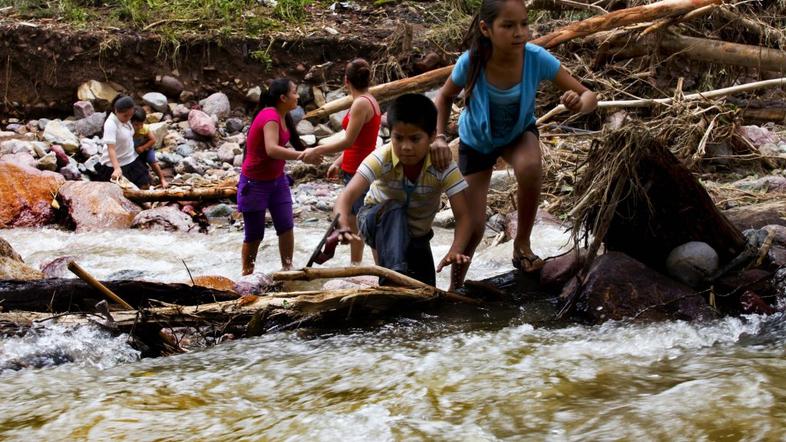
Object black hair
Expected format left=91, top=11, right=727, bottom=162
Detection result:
left=387, top=93, right=437, bottom=136
left=253, top=78, right=305, bottom=151
left=345, top=58, right=371, bottom=90
left=131, top=106, right=146, bottom=123
left=111, top=95, right=135, bottom=113
left=462, top=0, right=527, bottom=106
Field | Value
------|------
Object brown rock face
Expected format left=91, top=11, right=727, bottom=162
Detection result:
left=569, top=252, right=715, bottom=323
left=0, top=236, right=43, bottom=280
left=59, top=181, right=141, bottom=231
left=724, top=201, right=786, bottom=230
left=0, top=161, right=65, bottom=228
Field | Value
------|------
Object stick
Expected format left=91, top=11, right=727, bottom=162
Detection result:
left=67, top=261, right=135, bottom=311
left=537, top=77, right=786, bottom=124
left=123, top=187, right=236, bottom=203
left=306, top=215, right=340, bottom=268
left=305, top=0, right=721, bottom=120
left=272, top=265, right=481, bottom=305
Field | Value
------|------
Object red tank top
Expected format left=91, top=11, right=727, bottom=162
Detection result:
left=341, top=95, right=382, bottom=175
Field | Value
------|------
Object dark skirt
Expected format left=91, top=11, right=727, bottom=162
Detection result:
left=94, top=155, right=151, bottom=188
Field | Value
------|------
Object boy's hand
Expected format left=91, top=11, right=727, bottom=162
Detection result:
left=429, top=136, right=451, bottom=171
left=560, top=90, right=583, bottom=113
left=326, top=163, right=341, bottom=181
left=436, top=251, right=470, bottom=273
left=336, top=227, right=360, bottom=244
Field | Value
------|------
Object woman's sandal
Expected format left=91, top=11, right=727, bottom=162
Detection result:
left=512, top=249, right=545, bottom=273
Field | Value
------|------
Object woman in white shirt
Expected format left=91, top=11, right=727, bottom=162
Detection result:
left=94, top=95, right=151, bottom=188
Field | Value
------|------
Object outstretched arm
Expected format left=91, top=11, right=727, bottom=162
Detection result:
left=553, top=67, right=597, bottom=114
left=333, top=173, right=371, bottom=243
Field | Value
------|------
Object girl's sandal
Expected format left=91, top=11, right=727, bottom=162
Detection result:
left=512, top=249, right=545, bottom=273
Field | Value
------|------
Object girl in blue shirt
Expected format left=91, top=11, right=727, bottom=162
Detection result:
left=433, top=0, right=597, bottom=277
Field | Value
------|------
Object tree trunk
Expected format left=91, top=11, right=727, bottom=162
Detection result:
left=0, top=279, right=239, bottom=312
left=660, top=34, right=786, bottom=72
left=305, top=0, right=720, bottom=120
left=123, top=187, right=237, bottom=203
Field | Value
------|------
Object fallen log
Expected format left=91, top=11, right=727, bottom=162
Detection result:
left=123, top=187, right=237, bottom=203
left=537, top=77, right=786, bottom=124
left=599, top=33, right=786, bottom=72
left=272, top=265, right=481, bottom=304
left=305, top=0, right=720, bottom=120
left=0, top=279, right=239, bottom=312
left=742, top=107, right=786, bottom=123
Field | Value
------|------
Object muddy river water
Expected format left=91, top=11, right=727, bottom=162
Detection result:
left=1, top=226, right=784, bottom=440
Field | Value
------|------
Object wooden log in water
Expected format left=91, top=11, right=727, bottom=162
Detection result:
left=123, top=187, right=237, bottom=203
left=305, top=0, right=720, bottom=120
left=0, top=279, right=239, bottom=312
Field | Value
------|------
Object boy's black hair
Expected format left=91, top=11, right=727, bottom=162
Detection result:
left=387, top=93, right=437, bottom=136
left=131, top=106, right=146, bottom=123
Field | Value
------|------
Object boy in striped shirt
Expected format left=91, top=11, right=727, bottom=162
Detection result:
left=334, top=93, right=472, bottom=289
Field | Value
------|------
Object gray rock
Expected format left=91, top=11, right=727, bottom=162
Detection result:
left=314, top=123, right=334, bottom=138
left=1, top=152, right=37, bottom=168
left=199, top=92, right=230, bottom=119
left=147, top=122, right=168, bottom=149
left=665, top=241, right=719, bottom=287
left=79, top=138, right=101, bottom=158
left=329, top=109, right=349, bottom=132
left=74, top=112, right=106, bottom=138
left=300, top=134, right=316, bottom=146
left=175, top=157, right=205, bottom=174
left=296, top=119, right=315, bottom=135
left=432, top=208, right=455, bottom=228
left=131, top=206, right=195, bottom=232
left=158, top=152, right=184, bottom=166
left=155, top=75, right=184, bottom=97
left=233, top=154, right=243, bottom=167
left=6, top=124, right=24, bottom=133
left=143, top=92, right=169, bottom=113
left=246, top=86, right=262, bottom=103
left=203, top=203, right=234, bottom=219
left=31, top=142, right=49, bottom=159
left=217, top=142, right=241, bottom=164
left=59, top=162, right=82, bottom=180
left=290, top=106, right=306, bottom=126
left=43, top=120, right=79, bottom=153
left=73, top=100, right=94, bottom=118
left=175, top=144, right=193, bottom=157
left=173, top=104, right=191, bottom=120
left=36, top=152, right=58, bottom=171
left=733, top=175, right=786, bottom=193
left=224, top=133, right=246, bottom=145
left=233, top=272, right=274, bottom=295
left=297, top=83, right=313, bottom=104
left=37, top=119, right=50, bottom=131
left=226, top=118, right=245, bottom=134
left=325, top=89, right=346, bottom=102
left=489, top=169, right=516, bottom=192
left=0, top=139, right=35, bottom=156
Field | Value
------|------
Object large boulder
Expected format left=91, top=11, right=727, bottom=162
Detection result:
left=665, top=241, right=719, bottom=287
left=1, top=152, right=36, bottom=168
left=131, top=206, right=195, bottom=232
left=73, top=100, right=95, bottom=119
left=0, top=139, right=36, bottom=156
left=234, top=272, right=275, bottom=295
left=199, top=92, right=230, bottom=119
left=217, top=142, right=241, bottom=164
left=147, top=122, right=168, bottom=149
left=77, top=80, right=120, bottom=104
left=0, top=162, right=65, bottom=228
left=188, top=110, right=216, bottom=137
left=39, top=256, right=79, bottom=279
left=0, top=237, right=43, bottom=280
left=43, top=120, right=79, bottom=154
left=74, top=112, right=107, bottom=138
left=540, top=248, right=585, bottom=291
left=155, top=75, right=185, bottom=98
left=143, top=92, right=169, bottom=113
left=58, top=181, right=141, bottom=231
left=565, top=252, right=715, bottom=322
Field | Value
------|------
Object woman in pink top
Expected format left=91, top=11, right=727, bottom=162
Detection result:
left=238, top=78, right=321, bottom=275
left=300, top=59, right=381, bottom=264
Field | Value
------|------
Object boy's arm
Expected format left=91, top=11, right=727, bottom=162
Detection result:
left=333, top=173, right=371, bottom=243
left=437, top=189, right=472, bottom=272
left=135, top=134, right=156, bottom=153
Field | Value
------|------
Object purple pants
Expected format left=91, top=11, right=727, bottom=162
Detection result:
left=237, top=174, right=293, bottom=243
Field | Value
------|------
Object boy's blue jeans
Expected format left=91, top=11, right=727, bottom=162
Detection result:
left=358, top=201, right=435, bottom=286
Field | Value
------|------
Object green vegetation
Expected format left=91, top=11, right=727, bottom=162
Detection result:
left=273, top=0, right=312, bottom=22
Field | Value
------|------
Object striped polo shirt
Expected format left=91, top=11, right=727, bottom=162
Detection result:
left=356, top=144, right=468, bottom=237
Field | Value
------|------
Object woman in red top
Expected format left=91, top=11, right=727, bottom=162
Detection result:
left=238, top=78, right=321, bottom=275
left=301, top=58, right=381, bottom=264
